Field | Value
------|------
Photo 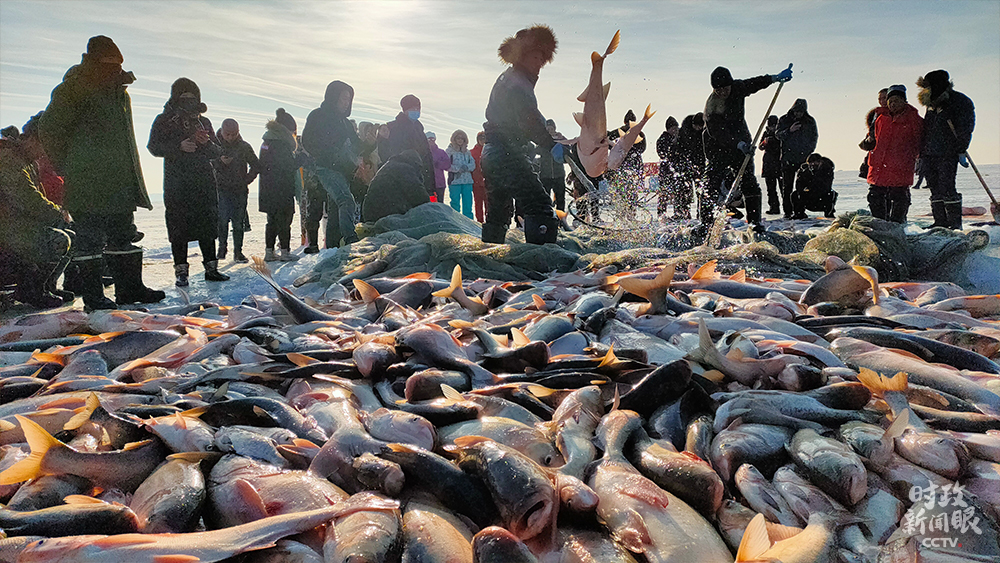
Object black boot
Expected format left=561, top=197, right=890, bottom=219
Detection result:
left=13, top=264, right=64, bottom=309
left=204, top=260, right=230, bottom=282
left=43, top=256, right=74, bottom=304
left=106, top=248, right=165, bottom=305
left=944, top=197, right=963, bottom=230
left=745, top=194, right=765, bottom=232
left=825, top=192, right=838, bottom=219
left=887, top=189, right=910, bottom=224
left=481, top=222, right=508, bottom=244
left=304, top=226, right=320, bottom=254
left=232, top=228, right=248, bottom=262
left=868, top=187, right=889, bottom=220
left=76, top=256, right=117, bottom=311
left=524, top=214, right=559, bottom=245
left=927, top=200, right=948, bottom=229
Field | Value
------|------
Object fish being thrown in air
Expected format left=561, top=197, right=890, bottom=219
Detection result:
left=573, top=30, right=620, bottom=178
left=607, top=104, right=656, bottom=171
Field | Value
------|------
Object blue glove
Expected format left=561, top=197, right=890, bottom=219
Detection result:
left=958, top=153, right=969, bottom=168
left=551, top=143, right=565, bottom=164
left=737, top=141, right=754, bottom=156
left=772, top=64, right=793, bottom=83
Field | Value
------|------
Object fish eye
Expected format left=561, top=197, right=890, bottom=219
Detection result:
left=544, top=454, right=553, bottom=466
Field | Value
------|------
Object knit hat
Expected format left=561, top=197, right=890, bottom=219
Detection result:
left=711, top=66, right=733, bottom=88
left=275, top=108, right=296, bottom=133
left=665, top=116, right=679, bottom=130
left=425, top=131, right=436, bottom=140
left=498, top=25, right=557, bottom=66
left=886, top=84, right=906, bottom=101
left=400, top=94, right=420, bottom=111
left=169, top=77, right=207, bottom=113
left=84, top=35, right=123, bottom=64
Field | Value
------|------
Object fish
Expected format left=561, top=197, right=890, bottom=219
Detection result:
left=438, top=416, right=562, bottom=468
left=250, top=257, right=339, bottom=323
left=432, top=265, right=489, bottom=316
left=399, top=493, right=475, bottom=563
left=608, top=104, right=655, bottom=171
left=323, top=492, right=402, bottom=563
left=630, top=424, right=724, bottom=519
left=129, top=456, right=206, bottom=533
left=573, top=30, right=620, bottom=177
left=544, top=385, right=603, bottom=479
left=786, top=428, right=868, bottom=506
left=710, top=422, right=795, bottom=483
left=0, top=310, right=89, bottom=344
left=471, top=526, right=538, bottom=563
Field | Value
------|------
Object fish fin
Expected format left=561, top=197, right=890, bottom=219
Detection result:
left=603, top=82, right=612, bottom=101
left=857, top=368, right=908, bottom=397
left=598, top=345, right=618, bottom=368
left=440, top=384, right=465, bottom=402
left=287, top=352, right=321, bottom=367
left=590, top=50, right=603, bottom=65
left=736, top=514, right=771, bottom=562
left=573, top=112, right=586, bottom=126
left=701, top=369, right=726, bottom=383
left=729, top=269, right=747, bottom=283
left=614, top=508, right=653, bottom=552
left=173, top=412, right=188, bottom=430
left=386, top=442, right=419, bottom=453
left=153, top=556, right=201, bottom=563
left=605, top=30, right=621, bottom=56
left=691, top=260, right=719, bottom=280
left=617, top=264, right=674, bottom=300
left=63, top=494, right=106, bottom=505
left=884, top=409, right=910, bottom=441
left=532, top=294, right=546, bottom=311
left=526, top=384, right=555, bottom=398
left=452, top=435, right=491, bottom=448
left=612, top=385, right=620, bottom=412
left=432, top=265, right=462, bottom=299
left=168, top=451, right=219, bottom=462
left=764, top=521, right=802, bottom=542
left=211, top=382, right=231, bottom=402
left=234, top=478, right=270, bottom=520
left=851, top=265, right=880, bottom=305
left=291, top=438, right=319, bottom=449
left=122, top=439, right=155, bottom=451
left=39, top=397, right=85, bottom=410
left=29, top=352, right=66, bottom=366
left=449, top=319, right=474, bottom=329
left=0, top=420, right=15, bottom=432
left=353, top=279, right=380, bottom=304
left=404, top=272, right=432, bottom=279
left=63, top=393, right=101, bottom=430
left=0, top=415, right=64, bottom=484
left=511, top=327, right=530, bottom=348
left=179, top=406, right=208, bottom=419
left=91, top=534, right=157, bottom=547
left=642, top=104, right=654, bottom=121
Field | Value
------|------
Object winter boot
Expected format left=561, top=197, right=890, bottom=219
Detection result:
left=233, top=250, right=249, bottom=263
left=825, top=192, right=839, bottom=219
left=76, top=256, right=116, bottom=311
left=13, top=264, right=64, bottom=309
left=887, top=189, right=910, bottom=224
left=232, top=228, right=247, bottom=262
left=304, top=226, right=320, bottom=254
left=44, top=256, right=75, bottom=304
left=481, top=223, right=508, bottom=244
left=204, top=260, right=230, bottom=282
left=524, top=214, right=559, bottom=245
left=174, top=263, right=190, bottom=287
left=217, top=244, right=228, bottom=261
left=278, top=248, right=300, bottom=262
left=264, top=248, right=278, bottom=262
left=61, top=261, right=83, bottom=295
left=926, top=200, right=948, bottom=229
left=944, top=197, right=963, bottom=230
left=868, top=187, right=889, bottom=221
left=106, top=248, right=165, bottom=305
left=745, top=194, right=765, bottom=233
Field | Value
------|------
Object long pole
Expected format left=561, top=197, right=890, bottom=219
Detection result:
left=707, top=64, right=791, bottom=249
left=947, top=119, right=999, bottom=223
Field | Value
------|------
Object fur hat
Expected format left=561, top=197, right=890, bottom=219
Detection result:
left=917, top=70, right=951, bottom=107
left=84, top=35, right=123, bottom=64
left=711, top=66, right=733, bottom=88
left=498, top=25, right=557, bottom=66
left=275, top=108, right=296, bottom=133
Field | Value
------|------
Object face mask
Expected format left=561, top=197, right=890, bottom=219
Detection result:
left=407, top=110, right=420, bottom=121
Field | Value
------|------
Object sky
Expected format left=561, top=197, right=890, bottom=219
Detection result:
left=1, top=0, right=998, bottom=198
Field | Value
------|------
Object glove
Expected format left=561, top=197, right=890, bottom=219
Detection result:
left=958, top=153, right=969, bottom=168
left=772, top=64, right=793, bottom=83
left=551, top=143, right=565, bottom=164
left=737, top=141, right=754, bottom=156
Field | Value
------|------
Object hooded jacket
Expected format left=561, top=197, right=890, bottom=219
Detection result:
left=258, top=120, right=300, bottom=215
left=759, top=123, right=782, bottom=178
left=0, top=138, right=65, bottom=257
left=919, top=86, right=975, bottom=158
left=703, top=74, right=773, bottom=151
left=302, top=81, right=360, bottom=178
left=361, top=149, right=429, bottom=222
left=385, top=112, right=435, bottom=195
left=867, top=104, right=923, bottom=188
left=38, top=60, right=151, bottom=214
left=676, top=114, right=706, bottom=175
left=776, top=99, right=818, bottom=166
left=214, top=129, right=259, bottom=195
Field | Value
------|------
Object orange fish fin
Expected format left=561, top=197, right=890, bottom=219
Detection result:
left=353, top=279, right=380, bottom=304
left=287, top=352, right=321, bottom=367
left=532, top=294, right=546, bottom=311
left=403, top=272, right=432, bottom=279
left=729, top=269, right=747, bottom=283
left=122, top=439, right=155, bottom=451
left=605, top=30, right=621, bottom=57
left=432, top=265, right=463, bottom=299
left=153, top=556, right=201, bottom=563
left=691, top=260, right=719, bottom=280
left=451, top=435, right=492, bottom=448
left=511, top=327, right=530, bottom=348
left=234, top=478, right=269, bottom=520
left=91, top=534, right=158, bottom=548
left=63, top=494, right=107, bottom=505
left=851, top=265, right=880, bottom=305
left=0, top=415, right=64, bottom=484
left=64, top=392, right=101, bottom=431
left=736, top=513, right=771, bottom=562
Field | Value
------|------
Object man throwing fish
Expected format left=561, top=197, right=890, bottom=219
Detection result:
left=480, top=25, right=563, bottom=245
left=700, top=65, right=792, bottom=236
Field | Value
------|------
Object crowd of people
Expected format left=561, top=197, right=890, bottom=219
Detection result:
left=0, top=29, right=978, bottom=311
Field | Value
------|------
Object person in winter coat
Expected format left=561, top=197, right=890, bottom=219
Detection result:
left=148, top=77, right=228, bottom=287
left=480, top=25, right=563, bottom=245
left=0, top=132, right=73, bottom=308
left=655, top=116, right=680, bottom=220
left=671, top=112, right=705, bottom=221
left=776, top=98, right=819, bottom=219
left=759, top=115, right=782, bottom=215
left=384, top=94, right=435, bottom=197
left=470, top=131, right=488, bottom=222
left=536, top=119, right=567, bottom=212
left=791, top=153, right=837, bottom=219
left=606, top=109, right=646, bottom=220
left=302, top=80, right=362, bottom=247
left=426, top=132, right=451, bottom=203
left=20, top=112, right=65, bottom=207
left=39, top=36, right=164, bottom=310
left=362, top=149, right=430, bottom=223
left=214, top=118, right=259, bottom=263
left=257, top=108, right=303, bottom=262
left=917, top=70, right=975, bottom=230
left=865, top=85, right=923, bottom=223
left=446, top=129, right=475, bottom=218
left=858, top=88, right=889, bottom=179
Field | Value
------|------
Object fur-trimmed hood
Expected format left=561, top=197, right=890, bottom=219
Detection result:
left=263, top=119, right=296, bottom=149
left=498, top=25, right=557, bottom=66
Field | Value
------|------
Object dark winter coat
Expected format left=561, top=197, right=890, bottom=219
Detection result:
left=676, top=114, right=706, bottom=175
left=361, top=149, right=429, bottom=223
left=920, top=88, right=975, bottom=158
left=301, top=81, right=360, bottom=178
left=385, top=112, right=434, bottom=195
left=608, top=120, right=646, bottom=177
left=38, top=62, right=151, bottom=215
left=483, top=65, right=553, bottom=155
left=147, top=104, right=221, bottom=243
left=867, top=105, right=923, bottom=188
left=214, top=130, right=259, bottom=195
left=258, top=120, right=300, bottom=215
left=759, top=126, right=782, bottom=178
left=0, top=139, right=64, bottom=257
left=776, top=99, right=819, bottom=166
left=795, top=156, right=835, bottom=200
left=703, top=74, right=773, bottom=151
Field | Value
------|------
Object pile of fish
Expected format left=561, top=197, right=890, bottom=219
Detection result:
left=0, top=254, right=998, bottom=563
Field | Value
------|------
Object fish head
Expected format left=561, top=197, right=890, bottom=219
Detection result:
left=473, top=526, right=539, bottom=563
left=897, top=431, right=970, bottom=480
left=366, top=410, right=436, bottom=451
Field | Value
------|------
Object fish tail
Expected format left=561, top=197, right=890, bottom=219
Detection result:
left=605, top=30, right=620, bottom=57
left=590, top=51, right=603, bottom=65
left=0, top=415, right=63, bottom=484
left=249, top=256, right=284, bottom=295
left=736, top=513, right=770, bottom=562
left=353, top=279, right=380, bottom=304
left=642, top=104, right=655, bottom=121
left=431, top=265, right=463, bottom=299
left=691, top=260, right=719, bottom=280
left=856, top=367, right=908, bottom=397
left=63, top=392, right=101, bottom=431
left=851, top=265, right=880, bottom=305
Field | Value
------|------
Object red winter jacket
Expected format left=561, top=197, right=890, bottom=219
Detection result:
left=866, top=104, right=922, bottom=188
